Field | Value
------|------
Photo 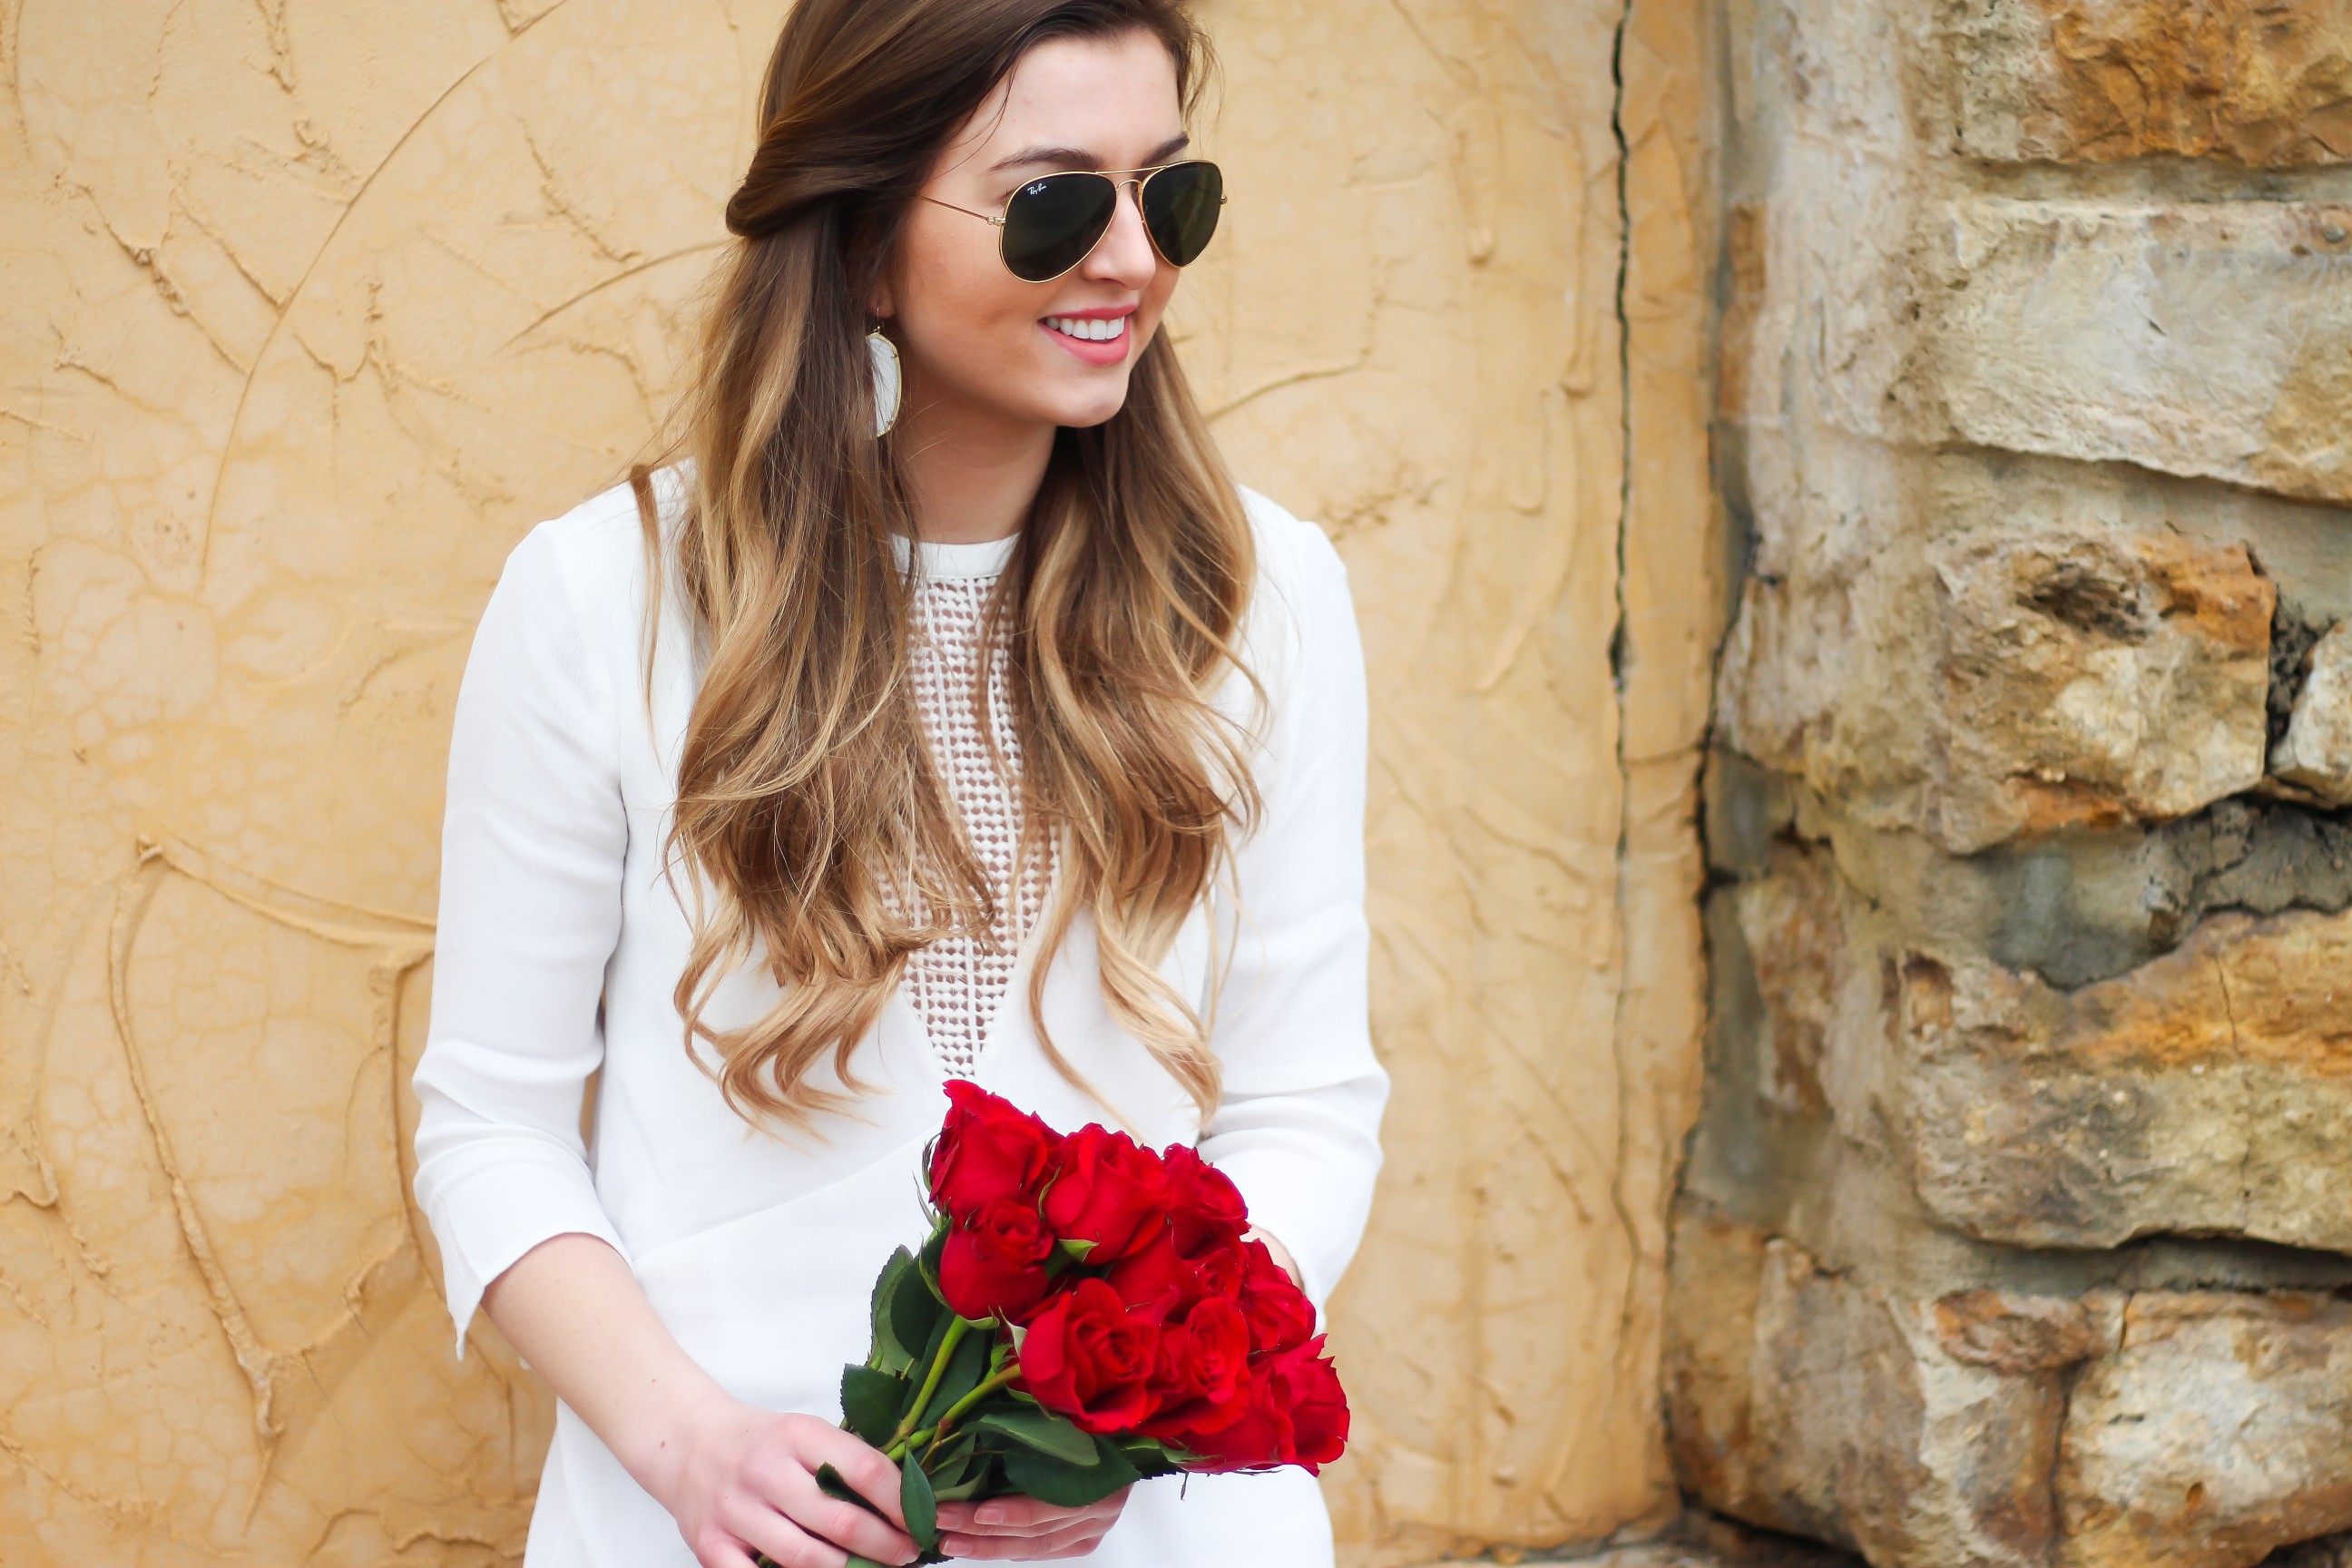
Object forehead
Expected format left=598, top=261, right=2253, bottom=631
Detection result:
left=949, top=30, right=1182, bottom=164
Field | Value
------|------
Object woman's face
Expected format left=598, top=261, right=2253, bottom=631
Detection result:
left=879, top=30, right=1189, bottom=435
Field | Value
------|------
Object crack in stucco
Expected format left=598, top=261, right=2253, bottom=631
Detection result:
left=1602, top=0, right=1647, bottom=1357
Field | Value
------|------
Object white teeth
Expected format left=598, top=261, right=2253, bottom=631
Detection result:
left=1046, top=315, right=1127, bottom=342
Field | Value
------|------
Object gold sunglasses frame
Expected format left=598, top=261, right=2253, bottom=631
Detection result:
left=921, top=160, right=1227, bottom=283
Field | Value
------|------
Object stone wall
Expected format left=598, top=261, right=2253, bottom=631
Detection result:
left=1674, top=4, right=2352, bottom=1566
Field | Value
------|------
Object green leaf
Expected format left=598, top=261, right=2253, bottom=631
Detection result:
left=888, top=1253, right=946, bottom=1374
left=1116, top=1437, right=1185, bottom=1479
left=968, top=1406, right=1097, bottom=1466
left=926, top=1318, right=994, bottom=1416
left=840, top=1365, right=907, bottom=1447
left=1055, top=1237, right=1097, bottom=1263
left=813, top=1463, right=889, bottom=1520
left=900, top=1453, right=939, bottom=1554
left=917, top=1214, right=950, bottom=1290
left=1001, top=1435, right=1142, bottom=1508
left=870, top=1249, right=917, bottom=1375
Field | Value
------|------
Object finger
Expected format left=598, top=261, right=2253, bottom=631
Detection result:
left=950, top=1494, right=1117, bottom=1533
left=724, top=1514, right=844, bottom=1568
left=799, top=1430, right=912, bottom=1532
left=943, top=1494, right=1124, bottom=1536
left=770, top=1471, right=918, bottom=1566
left=938, top=1521, right=1108, bottom=1560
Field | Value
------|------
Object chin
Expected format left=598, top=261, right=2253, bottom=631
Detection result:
left=1042, top=378, right=1136, bottom=430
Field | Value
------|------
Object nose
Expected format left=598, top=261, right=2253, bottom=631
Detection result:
left=1078, top=177, right=1159, bottom=287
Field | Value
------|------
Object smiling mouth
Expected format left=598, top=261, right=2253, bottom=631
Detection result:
left=1044, top=314, right=1128, bottom=342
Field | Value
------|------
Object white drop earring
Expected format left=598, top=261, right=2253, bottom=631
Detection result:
left=867, top=325, right=901, bottom=437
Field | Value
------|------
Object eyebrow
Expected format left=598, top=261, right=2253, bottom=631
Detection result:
left=990, top=132, right=1191, bottom=173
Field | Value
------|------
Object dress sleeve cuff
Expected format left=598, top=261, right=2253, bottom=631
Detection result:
left=422, top=1152, right=627, bottom=1359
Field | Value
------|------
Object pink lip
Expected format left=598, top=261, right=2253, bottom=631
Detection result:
left=1039, top=307, right=1137, bottom=367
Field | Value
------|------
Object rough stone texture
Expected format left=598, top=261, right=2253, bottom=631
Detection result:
left=1949, top=1, right=2352, bottom=167
left=2274, top=622, right=2352, bottom=807
left=0, top=1, right=1723, bottom=1563
left=1720, top=524, right=2275, bottom=854
left=1904, top=906, right=2352, bottom=1253
left=1717, top=834, right=2352, bottom=1258
left=1936, top=200, right=2352, bottom=507
left=1667, top=1205, right=2352, bottom=1568
left=2062, top=1293, right=2352, bottom=1568
left=1689, top=0, right=2352, bottom=1562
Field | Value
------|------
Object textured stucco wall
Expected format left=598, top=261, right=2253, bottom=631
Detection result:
left=0, top=2, right=1718, bottom=1563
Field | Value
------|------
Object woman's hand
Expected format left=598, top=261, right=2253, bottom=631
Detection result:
left=932, top=1487, right=1132, bottom=1560
left=639, top=1395, right=920, bottom=1568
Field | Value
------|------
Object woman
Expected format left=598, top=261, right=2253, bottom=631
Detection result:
left=410, top=2, right=1386, bottom=1564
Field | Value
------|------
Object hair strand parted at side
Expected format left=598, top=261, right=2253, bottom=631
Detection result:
left=622, top=0, right=1259, bottom=1133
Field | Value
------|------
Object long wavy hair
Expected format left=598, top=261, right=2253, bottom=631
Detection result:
left=624, top=0, right=1259, bottom=1132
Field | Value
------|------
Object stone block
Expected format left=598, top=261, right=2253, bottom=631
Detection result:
left=1937, top=201, right=2352, bottom=505
left=2274, top=621, right=2352, bottom=807
left=1664, top=1204, right=2081, bottom=1568
left=1950, top=1, right=2352, bottom=167
left=1720, top=526, right=2275, bottom=856
left=1667, top=1204, right=2352, bottom=1568
left=1932, top=529, right=2273, bottom=851
left=1902, top=905, right=2352, bottom=1253
left=2061, top=1294, right=2352, bottom=1568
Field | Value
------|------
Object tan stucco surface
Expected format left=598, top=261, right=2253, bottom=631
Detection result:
left=0, top=1, right=1717, bottom=1562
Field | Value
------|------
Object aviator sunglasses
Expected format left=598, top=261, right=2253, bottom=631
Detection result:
left=922, top=159, right=1225, bottom=283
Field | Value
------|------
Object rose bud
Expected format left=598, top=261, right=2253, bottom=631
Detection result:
left=938, top=1195, right=1055, bottom=1324
left=1040, top=1124, right=1169, bottom=1263
left=1237, top=1238, right=1318, bottom=1353
left=928, top=1082, right=1056, bottom=1221
left=1160, top=1144, right=1249, bottom=1257
left=1014, top=1278, right=1161, bottom=1435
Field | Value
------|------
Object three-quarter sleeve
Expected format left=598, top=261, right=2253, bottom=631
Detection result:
left=1198, top=520, right=1390, bottom=1312
left=413, top=521, right=631, bottom=1357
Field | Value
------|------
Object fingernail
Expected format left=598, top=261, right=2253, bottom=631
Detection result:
left=977, top=1505, right=1004, bottom=1524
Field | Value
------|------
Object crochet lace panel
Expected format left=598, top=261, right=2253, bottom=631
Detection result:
left=903, top=563, right=1052, bottom=1076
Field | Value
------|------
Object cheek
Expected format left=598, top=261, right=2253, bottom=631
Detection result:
left=896, top=231, right=1047, bottom=360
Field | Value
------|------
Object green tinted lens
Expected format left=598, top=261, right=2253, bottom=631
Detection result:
left=1141, top=161, right=1222, bottom=268
left=1000, top=172, right=1119, bottom=281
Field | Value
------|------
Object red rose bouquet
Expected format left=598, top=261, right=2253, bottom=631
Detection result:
left=798, top=1083, right=1348, bottom=1565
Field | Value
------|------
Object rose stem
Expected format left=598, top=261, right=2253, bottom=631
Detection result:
left=918, top=1366, right=1023, bottom=1464
left=894, top=1317, right=974, bottom=1444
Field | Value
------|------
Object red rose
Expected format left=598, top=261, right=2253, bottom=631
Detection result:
left=1152, top=1296, right=1250, bottom=1409
left=929, top=1082, right=1056, bottom=1221
left=1105, top=1233, right=1200, bottom=1322
left=1040, top=1125, right=1168, bottom=1263
left=1279, top=1338, right=1350, bottom=1472
left=1154, top=1337, right=1348, bottom=1474
left=938, top=1196, right=1055, bottom=1323
left=1161, top=1144, right=1248, bottom=1256
left=1014, top=1278, right=1161, bottom=1435
left=1149, top=1363, right=1288, bottom=1471
left=1189, top=1233, right=1250, bottom=1303
left=1236, top=1238, right=1317, bottom=1353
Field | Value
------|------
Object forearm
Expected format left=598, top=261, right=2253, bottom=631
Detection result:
left=481, top=1232, right=733, bottom=1494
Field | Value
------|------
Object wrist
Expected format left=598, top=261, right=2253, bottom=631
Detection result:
left=618, top=1375, right=742, bottom=1504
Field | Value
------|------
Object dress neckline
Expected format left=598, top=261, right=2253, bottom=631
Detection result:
left=889, top=530, right=1019, bottom=582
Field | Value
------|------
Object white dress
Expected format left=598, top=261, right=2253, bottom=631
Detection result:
left=410, top=461, right=1387, bottom=1568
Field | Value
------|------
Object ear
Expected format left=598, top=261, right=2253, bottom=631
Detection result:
left=868, top=279, right=896, bottom=322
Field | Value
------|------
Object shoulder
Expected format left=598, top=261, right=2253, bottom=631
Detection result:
left=1232, top=483, right=1356, bottom=668
left=498, top=461, right=689, bottom=640
left=1236, top=483, right=1348, bottom=599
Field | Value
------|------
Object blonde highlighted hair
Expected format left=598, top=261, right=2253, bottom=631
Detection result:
left=625, top=0, right=1259, bottom=1131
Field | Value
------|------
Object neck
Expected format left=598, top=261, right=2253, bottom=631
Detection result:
left=890, top=380, right=1056, bottom=546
